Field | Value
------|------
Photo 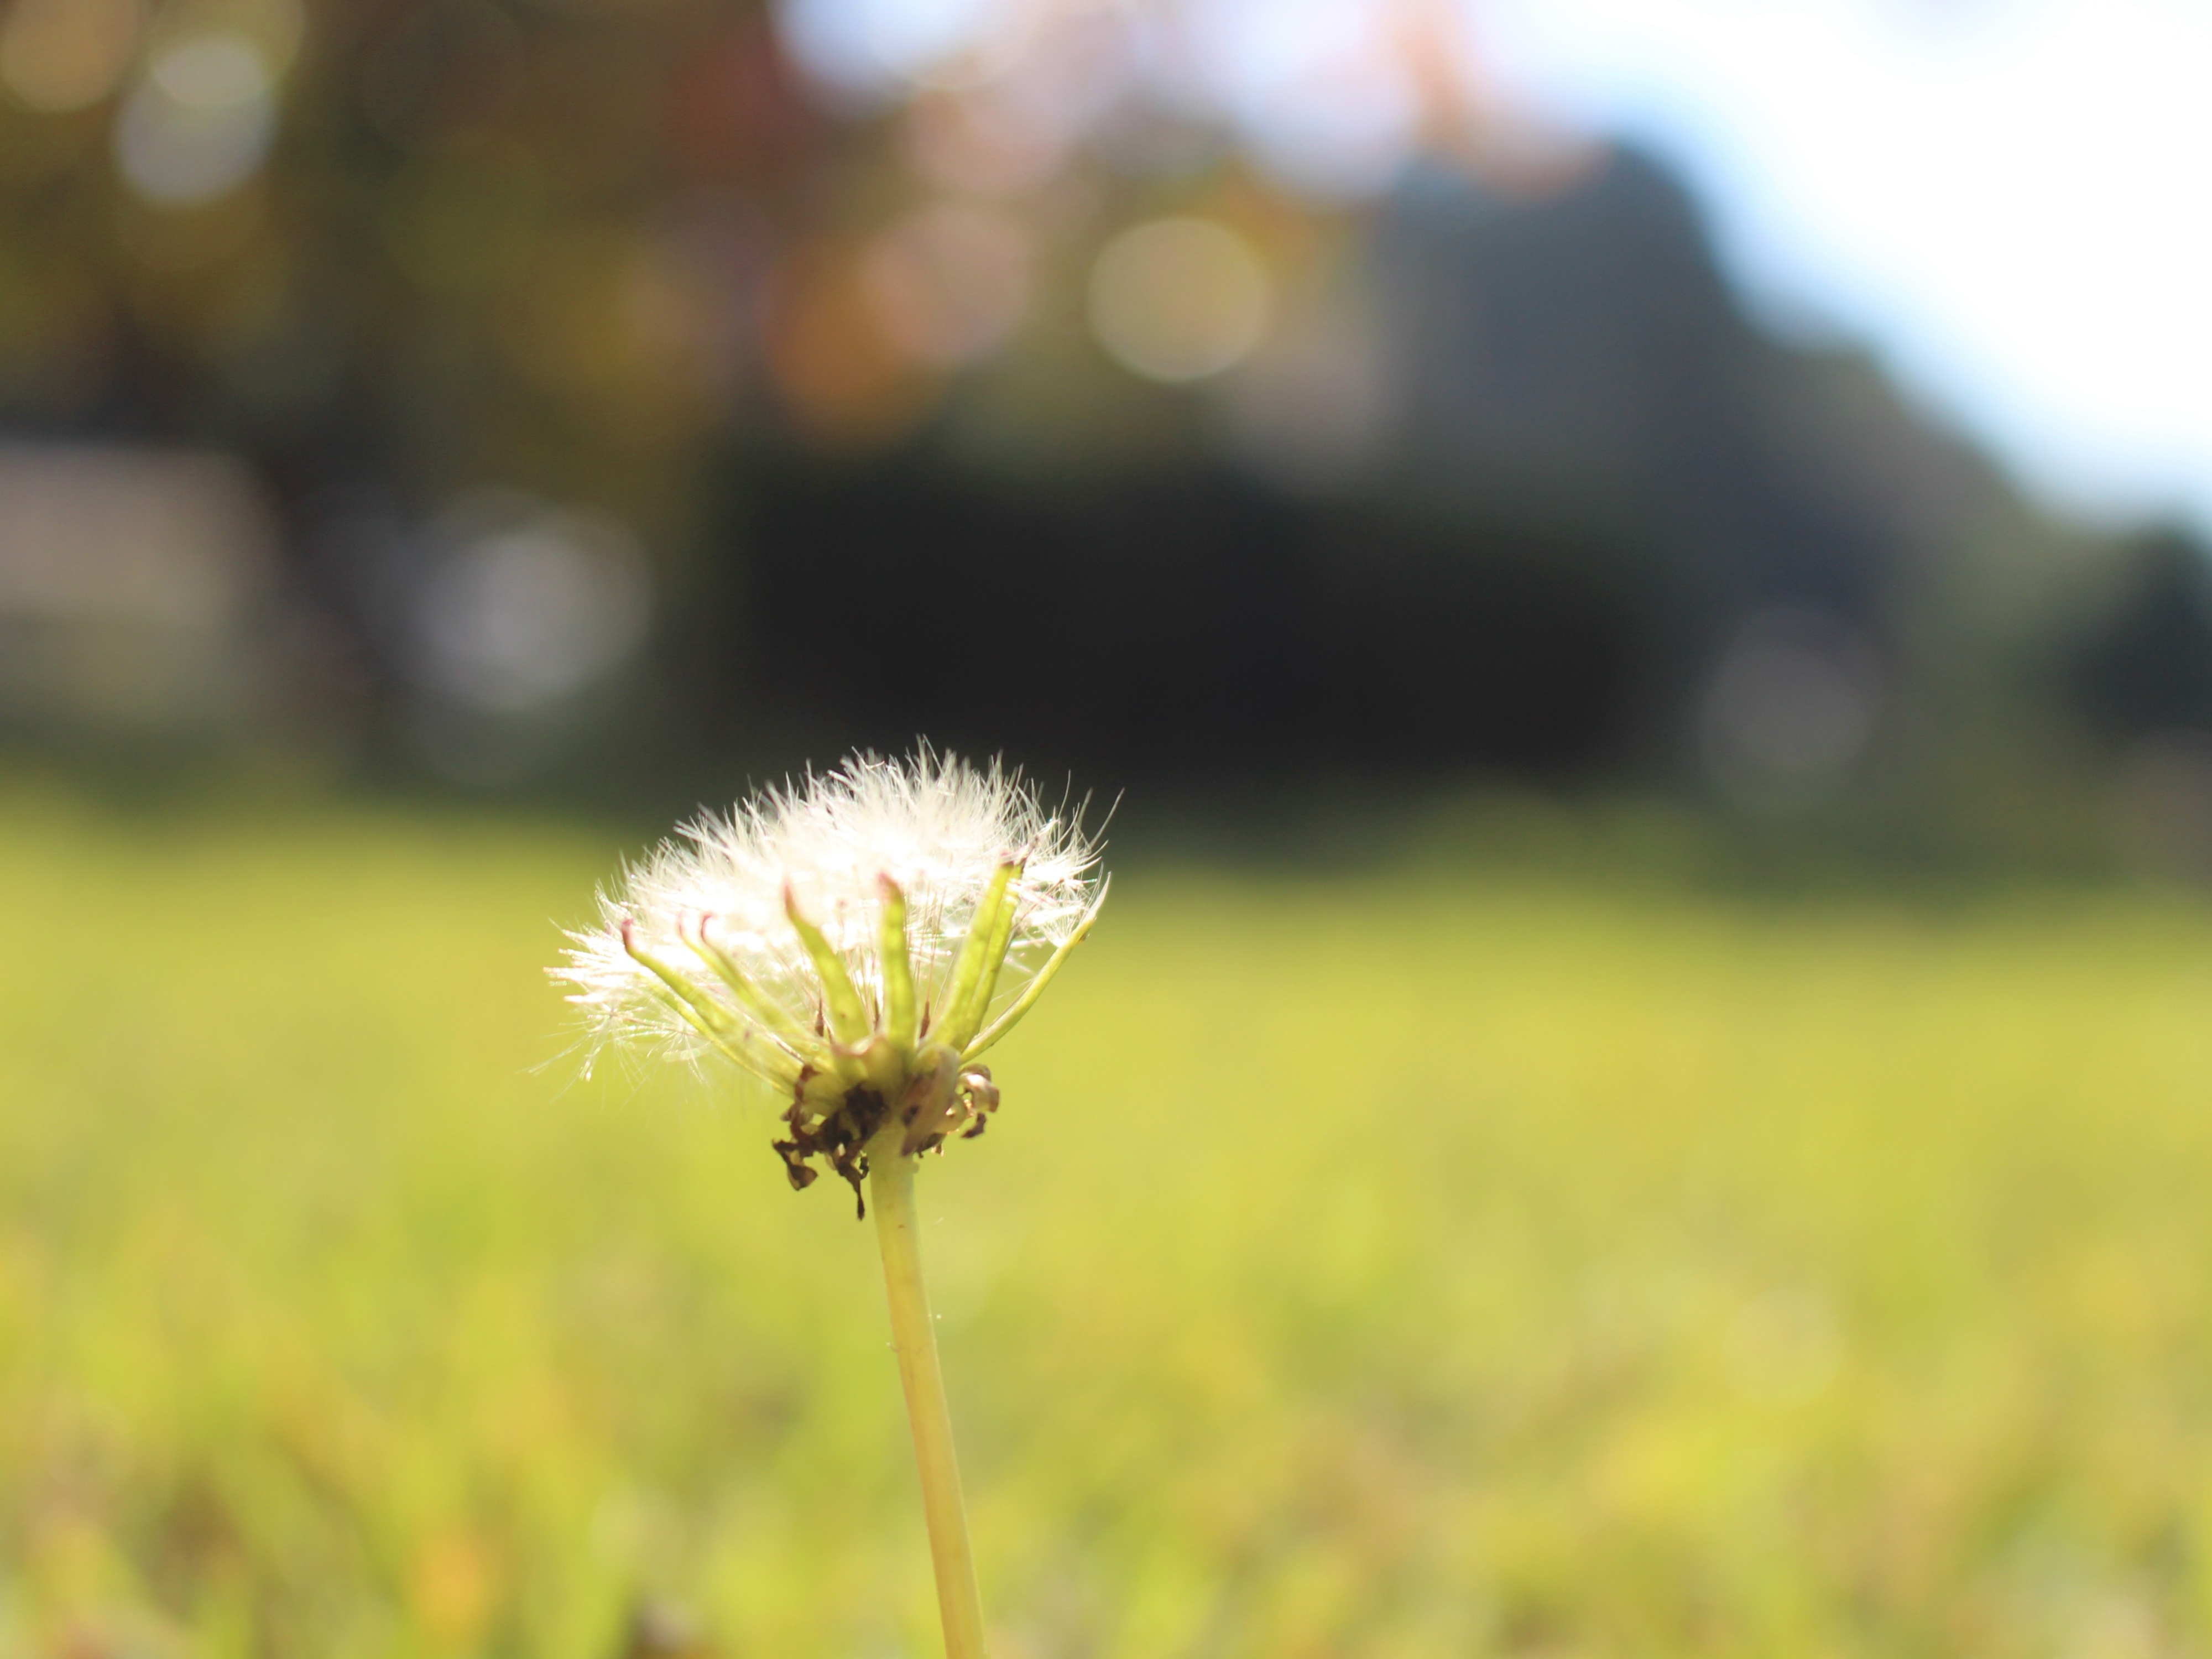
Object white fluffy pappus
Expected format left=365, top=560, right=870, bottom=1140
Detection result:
left=554, top=750, right=1106, bottom=1140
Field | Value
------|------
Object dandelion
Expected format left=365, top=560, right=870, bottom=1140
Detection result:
left=554, top=748, right=1107, bottom=1659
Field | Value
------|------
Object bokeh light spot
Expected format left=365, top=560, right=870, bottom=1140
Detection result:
left=765, top=244, right=935, bottom=444
left=1088, top=217, right=1270, bottom=384
left=1697, top=604, right=1881, bottom=811
left=864, top=201, right=1035, bottom=368
left=776, top=0, right=1029, bottom=102
left=1185, top=0, right=1422, bottom=200
left=150, top=32, right=270, bottom=108
left=413, top=495, right=652, bottom=717
left=900, top=88, right=1066, bottom=198
left=151, top=0, right=304, bottom=79
left=0, top=0, right=145, bottom=113
left=114, top=34, right=276, bottom=207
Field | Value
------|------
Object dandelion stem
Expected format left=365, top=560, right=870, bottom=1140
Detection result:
left=869, top=1149, right=989, bottom=1659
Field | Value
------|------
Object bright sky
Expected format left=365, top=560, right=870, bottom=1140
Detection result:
left=779, top=0, right=2212, bottom=534
left=1473, top=0, right=2212, bottom=536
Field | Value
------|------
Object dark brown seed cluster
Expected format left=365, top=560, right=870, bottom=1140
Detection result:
left=771, top=1062, right=1002, bottom=1219
left=773, top=1084, right=889, bottom=1218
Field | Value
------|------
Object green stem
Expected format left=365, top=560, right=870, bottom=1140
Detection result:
left=869, top=1150, right=989, bottom=1659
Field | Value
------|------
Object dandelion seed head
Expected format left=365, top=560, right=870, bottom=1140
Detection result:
left=552, top=749, right=1105, bottom=1199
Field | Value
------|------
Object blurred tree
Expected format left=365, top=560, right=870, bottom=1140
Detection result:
left=2070, top=528, right=2212, bottom=743
left=0, top=0, right=833, bottom=545
left=0, top=0, right=2131, bottom=830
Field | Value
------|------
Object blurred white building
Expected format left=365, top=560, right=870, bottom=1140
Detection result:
left=0, top=443, right=283, bottom=731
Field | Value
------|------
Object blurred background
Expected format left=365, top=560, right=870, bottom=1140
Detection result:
left=3, top=0, right=2210, bottom=860
left=9, top=2, right=2212, bottom=1655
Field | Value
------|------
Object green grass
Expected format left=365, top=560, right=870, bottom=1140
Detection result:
left=4, top=791, right=2212, bottom=1658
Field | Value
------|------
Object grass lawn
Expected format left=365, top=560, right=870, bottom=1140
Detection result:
left=3, top=789, right=2210, bottom=1658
